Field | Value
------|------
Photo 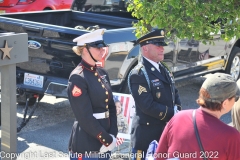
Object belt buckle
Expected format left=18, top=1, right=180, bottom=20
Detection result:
left=105, top=111, right=109, bottom=118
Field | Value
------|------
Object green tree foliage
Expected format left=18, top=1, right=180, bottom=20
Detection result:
left=127, top=0, right=240, bottom=44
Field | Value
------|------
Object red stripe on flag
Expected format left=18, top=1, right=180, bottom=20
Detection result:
left=116, top=137, right=124, bottom=146
left=120, top=96, right=124, bottom=105
left=124, top=97, right=129, bottom=117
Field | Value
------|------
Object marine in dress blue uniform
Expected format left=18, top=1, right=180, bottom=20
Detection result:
left=128, top=29, right=181, bottom=160
left=67, top=29, right=118, bottom=160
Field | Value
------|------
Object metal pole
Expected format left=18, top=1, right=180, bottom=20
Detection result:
left=1, top=64, right=17, bottom=160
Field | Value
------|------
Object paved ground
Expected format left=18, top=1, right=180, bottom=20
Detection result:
left=0, top=76, right=233, bottom=160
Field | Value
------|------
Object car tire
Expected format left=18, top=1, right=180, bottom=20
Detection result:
left=17, top=94, right=44, bottom=106
left=225, top=46, right=240, bottom=81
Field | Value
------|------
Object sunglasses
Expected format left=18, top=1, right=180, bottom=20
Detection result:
left=86, top=40, right=108, bottom=49
left=235, top=95, right=239, bottom=102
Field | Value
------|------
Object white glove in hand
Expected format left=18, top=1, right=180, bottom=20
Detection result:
left=107, top=134, right=116, bottom=151
left=99, top=145, right=108, bottom=153
left=174, top=105, right=179, bottom=115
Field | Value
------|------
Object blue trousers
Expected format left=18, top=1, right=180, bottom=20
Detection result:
left=70, top=151, right=111, bottom=160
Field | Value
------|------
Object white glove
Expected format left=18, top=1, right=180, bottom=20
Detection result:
left=107, top=134, right=116, bottom=151
left=174, top=105, right=179, bottom=115
left=99, top=145, right=108, bottom=153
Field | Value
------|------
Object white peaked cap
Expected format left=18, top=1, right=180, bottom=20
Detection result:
left=73, top=29, right=106, bottom=46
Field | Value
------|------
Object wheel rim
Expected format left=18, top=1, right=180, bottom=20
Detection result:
left=230, top=55, right=240, bottom=81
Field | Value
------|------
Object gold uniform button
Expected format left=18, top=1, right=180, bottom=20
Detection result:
left=99, top=135, right=101, bottom=138
left=106, top=105, right=108, bottom=109
left=91, top=67, right=93, bottom=70
left=106, top=91, right=108, bottom=95
left=157, top=87, right=159, bottom=89
left=105, top=99, right=108, bottom=102
left=103, top=139, right=105, bottom=142
left=98, top=79, right=101, bottom=82
left=106, top=143, right=108, bottom=145
left=147, top=123, right=149, bottom=125
left=102, top=85, right=104, bottom=88
left=95, top=73, right=98, bottom=76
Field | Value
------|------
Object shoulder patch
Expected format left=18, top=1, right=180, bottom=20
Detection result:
left=72, top=85, right=82, bottom=97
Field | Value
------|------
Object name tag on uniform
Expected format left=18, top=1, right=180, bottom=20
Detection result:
left=151, top=79, right=162, bottom=87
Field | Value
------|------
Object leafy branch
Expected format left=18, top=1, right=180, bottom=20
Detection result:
left=127, top=0, right=240, bottom=44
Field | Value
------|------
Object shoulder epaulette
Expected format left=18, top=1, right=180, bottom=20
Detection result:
left=69, top=65, right=83, bottom=78
left=131, top=63, right=143, bottom=75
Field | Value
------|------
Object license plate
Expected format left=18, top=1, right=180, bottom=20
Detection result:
left=24, top=73, right=44, bottom=88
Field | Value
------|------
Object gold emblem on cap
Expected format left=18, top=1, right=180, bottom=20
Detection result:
left=101, top=30, right=105, bottom=35
left=151, top=67, right=155, bottom=71
left=161, top=30, right=164, bottom=36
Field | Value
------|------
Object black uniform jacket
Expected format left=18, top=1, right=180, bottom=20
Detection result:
left=67, top=60, right=118, bottom=153
left=129, top=57, right=181, bottom=151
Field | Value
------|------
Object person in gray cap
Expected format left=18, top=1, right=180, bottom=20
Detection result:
left=231, top=79, right=240, bottom=132
left=155, top=73, right=240, bottom=160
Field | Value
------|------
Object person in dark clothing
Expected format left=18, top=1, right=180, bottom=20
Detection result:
left=67, top=29, right=118, bottom=160
left=128, top=29, right=181, bottom=160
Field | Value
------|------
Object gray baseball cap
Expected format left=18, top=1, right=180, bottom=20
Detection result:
left=201, top=73, right=240, bottom=104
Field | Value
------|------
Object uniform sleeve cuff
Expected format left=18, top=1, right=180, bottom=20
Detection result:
left=97, top=132, right=113, bottom=147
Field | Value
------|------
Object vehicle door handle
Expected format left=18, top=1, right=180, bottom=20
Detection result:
left=22, top=25, right=44, bottom=36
